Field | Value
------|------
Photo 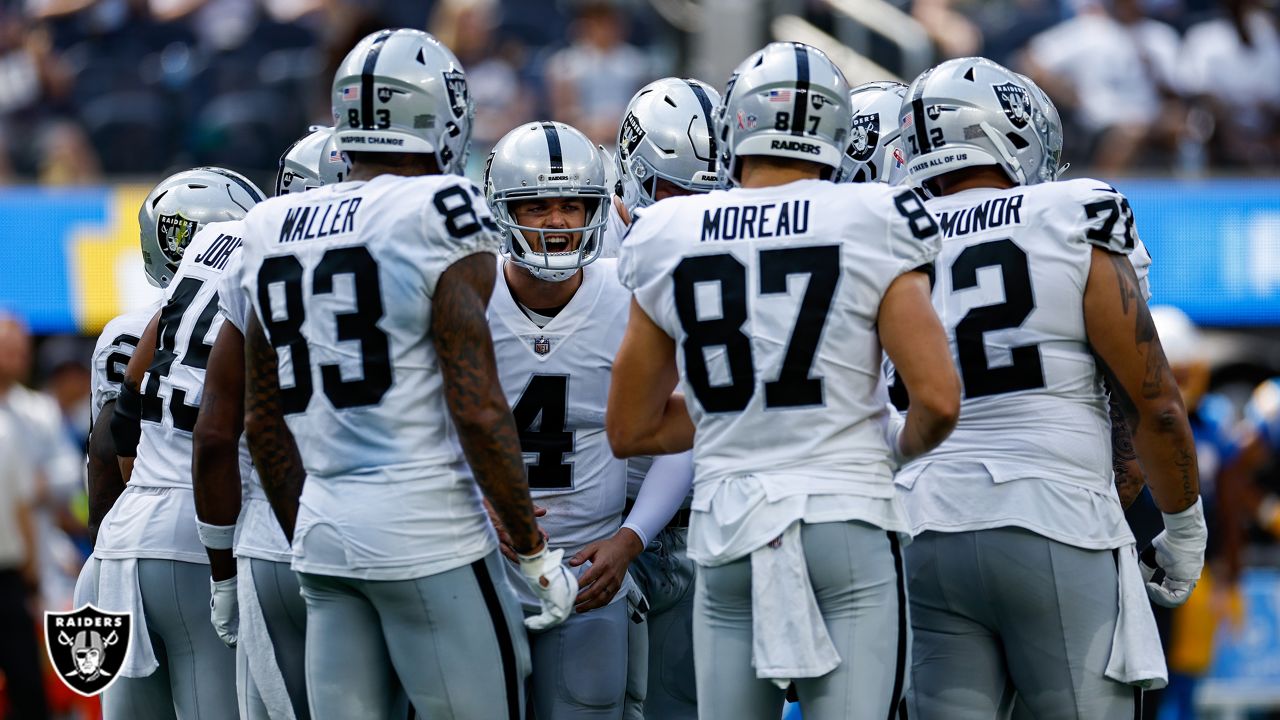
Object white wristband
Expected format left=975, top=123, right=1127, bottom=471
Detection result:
left=197, top=520, right=237, bottom=550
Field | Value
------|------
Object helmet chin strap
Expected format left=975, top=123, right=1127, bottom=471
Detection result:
left=979, top=121, right=1026, bottom=185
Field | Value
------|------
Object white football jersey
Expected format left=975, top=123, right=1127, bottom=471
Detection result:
left=238, top=174, right=503, bottom=580
left=620, top=179, right=940, bottom=503
left=895, top=178, right=1143, bottom=550
left=489, top=257, right=630, bottom=555
left=89, top=302, right=160, bottom=420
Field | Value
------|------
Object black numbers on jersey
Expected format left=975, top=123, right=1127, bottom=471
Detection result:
left=433, top=185, right=497, bottom=238
left=894, top=190, right=939, bottom=240
left=256, top=246, right=392, bottom=414
left=511, top=375, right=574, bottom=489
left=104, top=333, right=140, bottom=386
left=141, top=277, right=220, bottom=432
left=673, top=245, right=839, bottom=413
left=950, top=238, right=1046, bottom=399
left=1083, top=197, right=1137, bottom=250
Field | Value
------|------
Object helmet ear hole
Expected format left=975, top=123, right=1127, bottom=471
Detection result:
left=1005, top=132, right=1030, bottom=150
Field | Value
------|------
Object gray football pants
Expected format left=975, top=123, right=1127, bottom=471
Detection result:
left=693, top=521, right=908, bottom=720
left=627, top=527, right=697, bottom=720
left=528, top=596, right=630, bottom=719
left=238, top=558, right=308, bottom=720
left=905, top=528, right=1139, bottom=720
left=298, top=550, right=529, bottom=720
left=102, top=559, right=237, bottom=720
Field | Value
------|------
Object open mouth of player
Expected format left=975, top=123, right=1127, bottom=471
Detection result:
left=543, top=234, right=573, bottom=254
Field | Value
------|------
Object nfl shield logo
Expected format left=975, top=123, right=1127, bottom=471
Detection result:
left=156, top=213, right=198, bottom=265
left=533, top=336, right=551, bottom=355
left=45, top=605, right=131, bottom=697
left=442, top=70, right=468, bottom=119
left=848, top=114, right=880, bottom=162
left=992, top=82, right=1032, bottom=129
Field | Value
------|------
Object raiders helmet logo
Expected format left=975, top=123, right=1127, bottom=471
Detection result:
left=848, top=114, right=880, bottom=162
left=618, top=112, right=646, bottom=159
left=532, top=336, right=551, bottom=355
left=992, top=82, right=1032, bottom=129
left=45, top=605, right=131, bottom=697
left=156, top=213, right=198, bottom=265
left=442, top=69, right=469, bottom=119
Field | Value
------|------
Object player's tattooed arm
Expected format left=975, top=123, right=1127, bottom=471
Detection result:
left=1085, top=247, right=1199, bottom=513
left=433, top=252, right=543, bottom=554
left=86, top=400, right=126, bottom=547
left=193, top=323, right=247, bottom=580
left=244, top=314, right=306, bottom=543
left=1107, top=383, right=1147, bottom=509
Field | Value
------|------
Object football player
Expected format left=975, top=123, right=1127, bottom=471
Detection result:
left=236, top=29, right=575, bottom=720
left=893, top=57, right=1205, bottom=719
left=96, top=166, right=265, bottom=718
left=833, top=80, right=908, bottom=184
left=189, top=126, right=346, bottom=720
left=607, top=42, right=961, bottom=720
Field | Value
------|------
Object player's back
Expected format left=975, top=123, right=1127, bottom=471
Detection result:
left=131, top=222, right=244, bottom=489
left=240, top=173, right=497, bottom=485
left=621, top=178, right=939, bottom=496
left=896, top=178, right=1140, bottom=546
left=90, top=301, right=161, bottom=421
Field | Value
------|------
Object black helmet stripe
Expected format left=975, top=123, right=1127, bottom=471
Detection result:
left=541, top=122, right=564, bottom=173
left=206, top=167, right=263, bottom=207
left=684, top=80, right=716, bottom=171
left=910, top=69, right=933, bottom=155
left=361, top=29, right=394, bottom=130
left=791, top=43, right=810, bottom=136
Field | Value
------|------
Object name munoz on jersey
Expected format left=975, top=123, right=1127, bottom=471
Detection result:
left=238, top=174, right=504, bottom=580
left=620, top=178, right=940, bottom=501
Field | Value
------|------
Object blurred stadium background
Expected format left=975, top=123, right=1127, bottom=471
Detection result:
left=0, top=0, right=1277, bottom=718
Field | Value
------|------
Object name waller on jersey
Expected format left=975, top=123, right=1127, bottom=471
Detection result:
left=701, top=200, right=811, bottom=242
left=192, top=233, right=242, bottom=272
left=279, top=197, right=363, bottom=244
left=936, top=194, right=1024, bottom=239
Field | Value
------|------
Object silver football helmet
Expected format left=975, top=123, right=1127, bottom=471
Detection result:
left=834, top=80, right=909, bottom=184
left=899, top=57, right=1051, bottom=192
left=617, top=77, right=722, bottom=208
left=1017, top=73, right=1064, bottom=184
left=332, top=28, right=473, bottom=175
left=276, top=126, right=349, bottom=196
left=485, top=122, right=609, bottom=283
left=139, top=167, right=264, bottom=288
left=715, top=42, right=851, bottom=185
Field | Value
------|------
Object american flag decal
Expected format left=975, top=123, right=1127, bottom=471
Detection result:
left=341, top=86, right=360, bottom=101
left=767, top=89, right=792, bottom=102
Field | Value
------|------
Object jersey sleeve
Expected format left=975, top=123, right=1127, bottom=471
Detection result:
left=1064, top=179, right=1140, bottom=255
left=217, top=251, right=251, bottom=334
left=1131, top=237, right=1153, bottom=301
left=879, top=186, right=942, bottom=278
left=617, top=201, right=680, bottom=338
left=90, top=320, right=142, bottom=417
left=421, top=177, right=504, bottom=297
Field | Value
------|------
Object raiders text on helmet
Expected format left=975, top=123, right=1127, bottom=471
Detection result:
left=332, top=28, right=474, bottom=175
left=485, top=122, right=609, bottom=282
left=276, top=126, right=349, bottom=196
left=898, top=57, right=1051, bottom=192
left=834, top=80, right=908, bottom=185
left=714, top=42, right=852, bottom=185
left=616, top=77, right=722, bottom=209
left=138, top=167, right=264, bottom=288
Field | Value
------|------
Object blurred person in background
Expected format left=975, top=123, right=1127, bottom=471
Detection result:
left=431, top=0, right=535, bottom=157
left=1178, top=0, right=1280, bottom=168
left=546, top=0, right=651, bottom=146
left=0, top=315, right=86, bottom=615
left=1021, top=0, right=1184, bottom=174
left=0, top=410, right=48, bottom=720
left=37, top=118, right=101, bottom=185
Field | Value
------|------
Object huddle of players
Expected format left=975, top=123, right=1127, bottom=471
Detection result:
left=77, top=25, right=1207, bottom=720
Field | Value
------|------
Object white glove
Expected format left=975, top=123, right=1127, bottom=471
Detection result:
left=1139, top=498, right=1207, bottom=608
left=518, top=545, right=578, bottom=632
left=209, top=577, right=239, bottom=648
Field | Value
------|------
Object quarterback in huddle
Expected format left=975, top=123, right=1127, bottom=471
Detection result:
left=74, top=21, right=1205, bottom=720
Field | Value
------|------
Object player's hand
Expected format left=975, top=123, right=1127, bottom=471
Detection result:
left=1140, top=498, right=1207, bottom=608
left=569, top=527, right=645, bottom=613
left=209, top=577, right=239, bottom=648
left=518, top=543, right=578, bottom=631
left=485, top=499, right=548, bottom=562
